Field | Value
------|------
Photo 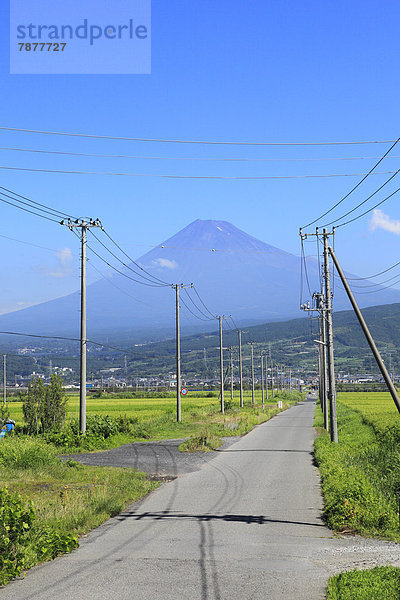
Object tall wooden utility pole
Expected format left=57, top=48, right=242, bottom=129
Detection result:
left=219, top=316, right=224, bottom=413
left=315, top=292, right=329, bottom=431
left=172, top=283, right=193, bottom=422
left=323, top=229, right=338, bottom=442
left=228, top=346, right=234, bottom=402
left=260, top=352, right=265, bottom=412
left=238, top=330, right=244, bottom=408
left=61, top=218, right=102, bottom=434
left=247, top=342, right=255, bottom=405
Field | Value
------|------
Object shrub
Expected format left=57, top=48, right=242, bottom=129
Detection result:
left=0, top=487, right=36, bottom=585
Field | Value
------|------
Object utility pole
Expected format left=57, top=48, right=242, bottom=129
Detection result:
left=61, top=218, right=102, bottom=434
left=3, top=354, right=6, bottom=406
left=265, top=352, right=269, bottom=401
left=238, top=330, right=244, bottom=408
left=323, top=229, right=338, bottom=443
left=270, top=352, right=274, bottom=397
left=260, top=352, right=265, bottom=412
left=316, top=292, right=329, bottom=431
left=218, top=316, right=225, bottom=413
left=248, top=342, right=255, bottom=405
left=228, top=346, right=234, bottom=402
left=172, top=283, right=193, bottom=422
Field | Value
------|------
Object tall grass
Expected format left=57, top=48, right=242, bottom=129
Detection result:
left=314, top=401, right=400, bottom=539
left=0, top=437, right=158, bottom=585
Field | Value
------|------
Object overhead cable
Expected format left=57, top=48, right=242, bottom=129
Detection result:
left=0, top=126, right=395, bottom=145
left=301, top=136, right=400, bottom=228
left=0, top=164, right=398, bottom=179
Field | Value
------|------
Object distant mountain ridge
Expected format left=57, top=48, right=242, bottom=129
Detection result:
left=0, top=219, right=399, bottom=339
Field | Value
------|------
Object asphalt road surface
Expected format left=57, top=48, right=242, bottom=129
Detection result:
left=3, top=399, right=400, bottom=599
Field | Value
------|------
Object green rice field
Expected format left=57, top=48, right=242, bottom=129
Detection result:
left=6, top=390, right=288, bottom=425
left=337, top=391, right=400, bottom=435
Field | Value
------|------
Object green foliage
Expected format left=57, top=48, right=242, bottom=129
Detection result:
left=41, top=375, right=68, bottom=432
left=179, top=432, right=222, bottom=452
left=0, top=436, right=158, bottom=586
left=22, top=377, right=44, bottom=435
left=22, top=375, right=67, bottom=435
left=0, top=402, right=9, bottom=426
left=0, top=487, right=35, bottom=585
left=327, top=566, right=400, bottom=600
left=315, top=401, right=400, bottom=538
left=0, top=437, right=61, bottom=471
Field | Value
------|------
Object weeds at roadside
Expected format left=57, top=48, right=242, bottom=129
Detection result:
left=314, top=401, right=400, bottom=540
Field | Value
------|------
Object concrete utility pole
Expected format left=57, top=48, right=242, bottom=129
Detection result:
left=248, top=342, right=255, bottom=405
left=323, top=229, right=338, bottom=443
left=265, top=352, right=269, bottom=401
left=329, top=246, right=400, bottom=415
left=270, top=356, right=274, bottom=397
left=3, top=354, right=6, bottom=406
left=260, top=352, right=265, bottom=412
left=172, top=283, right=193, bottom=422
left=61, top=218, right=102, bottom=434
left=238, top=330, right=244, bottom=408
left=315, top=292, right=329, bottom=431
left=228, top=346, right=234, bottom=402
left=218, top=316, right=226, bottom=413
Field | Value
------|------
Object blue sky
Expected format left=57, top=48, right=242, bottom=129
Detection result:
left=0, top=0, right=400, bottom=314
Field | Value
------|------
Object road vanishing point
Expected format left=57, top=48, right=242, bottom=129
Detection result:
left=3, top=398, right=400, bottom=599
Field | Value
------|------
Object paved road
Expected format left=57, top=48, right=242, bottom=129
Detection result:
left=64, top=437, right=239, bottom=477
left=3, top=399, right=400, bottom=599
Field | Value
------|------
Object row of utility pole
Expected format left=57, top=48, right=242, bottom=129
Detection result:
left=63, top=217, right=300, bottom=433
left=300, top=227, right=400, bottom=444
left=217, top=324, right=296, bottom=415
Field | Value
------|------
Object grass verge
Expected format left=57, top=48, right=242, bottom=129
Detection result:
left=314, top=401, right=400, bottom=540
left=0, top=437, right=159, bottom=586
left=17, top=392, right=300, bottom=453
left=326, top=566, right=400, bottom=599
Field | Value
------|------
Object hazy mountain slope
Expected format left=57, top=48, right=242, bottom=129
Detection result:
left=0, top=219, right=399, bottom=338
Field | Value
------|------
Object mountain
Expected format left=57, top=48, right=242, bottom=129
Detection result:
left=1, top=219, right=400, bottom=339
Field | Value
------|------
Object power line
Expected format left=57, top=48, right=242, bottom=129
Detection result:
left=192, top=285, right=216, bottom=318
left=88, top=229, right=169, bottom=287
left=88, top=261, right=151, bottom=306
left=335, top=185, right=400, bottom=228
left=0, top=330, right=131, bottom=353
left=302, top=136, right=400, bottom=229
left=340, top=270, right=400, bottom=288
left=0, top=126, right=395, bottom=145
left=179, top=294, right=215, bottom=322
left=0, top=192, right=59, bottom=223
left=85, top=241, right=171, bottom=288
left=322, top=170, right=400, bottom=228
left=2, top=145, right=400, bottom=163
left=0, top=185, right=77, bottom=219
left=346, top=259, right=400, bottom=281
left=183, top=288, right=214, bottom=321
left=0, top=232, right=57, bottom=253
left=101, top=228, right=170, bottom=286
left=0, top=164, right=398, bottom=180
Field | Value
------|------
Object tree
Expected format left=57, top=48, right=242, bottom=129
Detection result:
left=22, top=375, right=67, bottom=434
left=22, top=377, right=44, bottom=435
left=42, top=375, right=67, bottom=431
